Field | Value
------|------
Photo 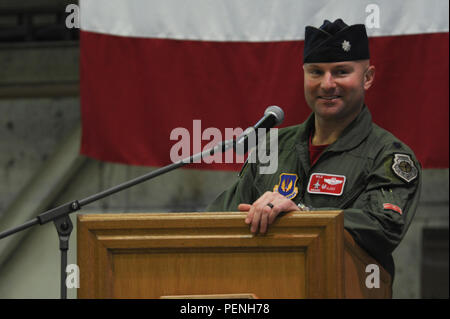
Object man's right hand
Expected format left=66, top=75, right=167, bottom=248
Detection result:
left=238, top=191, right=300, bottom=234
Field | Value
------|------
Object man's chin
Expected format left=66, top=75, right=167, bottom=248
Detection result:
left=314, top=105, right=352, bottom=122
left=314, top=101, right=342, bottom=114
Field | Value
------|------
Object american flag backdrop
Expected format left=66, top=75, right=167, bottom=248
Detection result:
left=79, top=0, right=449, bottom=170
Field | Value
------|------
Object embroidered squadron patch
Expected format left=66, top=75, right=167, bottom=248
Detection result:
left=391, top=154, right=418, bottom=183
left=307, top=173, right=346, bottom=196
left=273, top=173, right=298, bottom=200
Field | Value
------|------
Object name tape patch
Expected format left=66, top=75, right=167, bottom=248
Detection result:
left=307, top=173, right=346, bottom=196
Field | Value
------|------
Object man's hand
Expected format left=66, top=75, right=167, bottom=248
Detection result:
left=238, top=191, right=300, bottom=234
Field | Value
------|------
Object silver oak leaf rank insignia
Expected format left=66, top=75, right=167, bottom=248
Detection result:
left=342, top=40, right=351, bottom=52
left=392, top=154, right=418, bottom=183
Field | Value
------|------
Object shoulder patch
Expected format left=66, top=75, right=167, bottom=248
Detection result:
left=273, top=173, right=299, bottom=200
left=391, top=154, right=418, bottom=183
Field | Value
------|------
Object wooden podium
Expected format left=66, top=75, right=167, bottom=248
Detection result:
left=77, top=211, right=391, bottom=299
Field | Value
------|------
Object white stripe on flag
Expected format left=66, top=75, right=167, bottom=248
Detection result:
left=80, top=0, right=449, bottom=40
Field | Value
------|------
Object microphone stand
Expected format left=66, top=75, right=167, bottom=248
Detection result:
left=0, top=138, right=236, bottom=299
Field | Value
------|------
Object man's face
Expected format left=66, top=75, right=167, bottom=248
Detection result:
left=303, top=60, right=375, bottom=122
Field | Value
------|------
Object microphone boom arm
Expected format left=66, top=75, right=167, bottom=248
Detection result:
left=0, top=135, right=236, bottom=299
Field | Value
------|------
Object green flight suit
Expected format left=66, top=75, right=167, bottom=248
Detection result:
left=206, top=105, right=422, bottom=278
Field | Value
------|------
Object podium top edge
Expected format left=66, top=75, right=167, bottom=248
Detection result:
left=77, top=211, right=343, bottom=221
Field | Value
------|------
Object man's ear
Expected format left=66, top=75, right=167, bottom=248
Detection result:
left=364, top=65, right=376, bottom=90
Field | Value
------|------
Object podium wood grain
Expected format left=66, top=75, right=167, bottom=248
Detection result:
left=77, top=211, right=390, bottom=299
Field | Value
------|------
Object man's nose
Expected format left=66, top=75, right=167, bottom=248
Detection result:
left=320, top=72, right=336, bottom=91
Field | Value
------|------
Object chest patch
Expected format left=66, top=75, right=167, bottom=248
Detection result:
left=307, top=173, right=346, bottom=196
left=273, top=173, right=299, bottom=200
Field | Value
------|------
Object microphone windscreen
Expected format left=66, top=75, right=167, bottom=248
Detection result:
left=264, top=105, right=284, bottom=126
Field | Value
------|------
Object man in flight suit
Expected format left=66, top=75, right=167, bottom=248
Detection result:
left=206, top=19, right=421, bottom=279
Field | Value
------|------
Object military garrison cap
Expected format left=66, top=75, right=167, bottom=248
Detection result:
left=303, top=19, right=370, bottom=63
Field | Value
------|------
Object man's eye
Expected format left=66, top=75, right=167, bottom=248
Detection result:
left=335, top=69, right=349, bottom=75
left=310, top=69, right=322, bottom=75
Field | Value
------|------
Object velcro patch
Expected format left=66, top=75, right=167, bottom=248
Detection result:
left=383, top=203, right=403, bottom=215
left=392, top=154, right=418, bottom=183
left=307, top=173, right=346, bottom=196
left=273, top=173, right=299, bottom=200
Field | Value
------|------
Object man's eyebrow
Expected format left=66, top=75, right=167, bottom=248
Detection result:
left=304, top=64, right=321, bottom=69
left=331, top=65, right=355, bottom=71
left=333, top=63, right=354, bottom=68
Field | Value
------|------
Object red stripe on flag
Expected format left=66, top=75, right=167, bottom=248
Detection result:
left=366, top=33, right=449, bottom=169
left=80, top=31, right=449, bottom=170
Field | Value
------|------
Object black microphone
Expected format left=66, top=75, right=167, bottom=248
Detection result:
left=235, top=105, right=284, bottom=154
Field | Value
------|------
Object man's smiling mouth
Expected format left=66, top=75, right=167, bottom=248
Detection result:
left=318, top=95, right=341, bottom=100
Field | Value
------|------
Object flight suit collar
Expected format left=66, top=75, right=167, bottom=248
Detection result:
left=328, top=105, right=373, bottom=152
left=297, top=104, right=373, bottom=151
left=294, top=105, right=373, bottom=170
